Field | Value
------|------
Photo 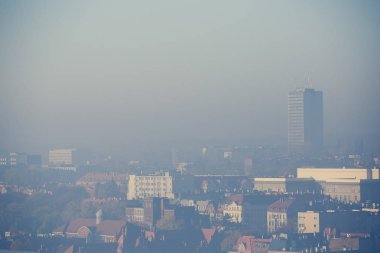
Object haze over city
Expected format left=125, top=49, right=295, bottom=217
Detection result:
left=1, top=1, right=379, bottom=160
left=2, top=1, right=380, bottom=253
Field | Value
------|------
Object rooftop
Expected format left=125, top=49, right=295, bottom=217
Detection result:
left=268, top=199, right=294, bottom=212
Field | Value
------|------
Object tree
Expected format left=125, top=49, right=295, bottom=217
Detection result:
left=220, top=229, right=242, bottom=252
left=95, top=181, right=121, bottom=199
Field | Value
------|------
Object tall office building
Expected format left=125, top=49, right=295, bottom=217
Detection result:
left=288, top=88, right=323, bottom=151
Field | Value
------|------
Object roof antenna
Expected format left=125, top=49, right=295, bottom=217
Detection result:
left=307, top=76, right=313, bottom=89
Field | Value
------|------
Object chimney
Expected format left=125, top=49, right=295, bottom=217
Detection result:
left=96, top=209, right=103, bottom=225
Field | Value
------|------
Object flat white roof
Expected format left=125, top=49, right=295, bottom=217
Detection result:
left=253, top=178, right=286, bottom=182
left=324, top=179, right=360, bottom=183
left=297, top=167, right=367, bottom=171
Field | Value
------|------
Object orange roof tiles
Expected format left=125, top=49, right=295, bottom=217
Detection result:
left=201, top=228, right=216, bottom=243
left=268, top=199, right=294, bottom=212
left=55, top=218, right=126, bottom=237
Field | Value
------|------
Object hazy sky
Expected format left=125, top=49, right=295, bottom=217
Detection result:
left=1, top=1, right=379, bottom=155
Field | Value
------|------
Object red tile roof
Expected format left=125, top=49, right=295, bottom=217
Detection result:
left=54, top=218, right=126, bottom=237
left=64, top=245, right=74, bottom=253
left=228, top=194, right=243, bottom=205
left=268, top=199, right=294, bottom=212
left=236, top=236, right=272, bottom=253
left=329, top=238, right=359, bottom=252
left=97, top=220, right=126, bottom=236
left=201, top=228, right=216, bottom=243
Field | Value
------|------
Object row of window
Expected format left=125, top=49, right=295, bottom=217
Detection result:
left=268, top=213, right=286, bottom=219
left=268, top=221, right=286, bottom=227
left=136, top=177, right=169, bottom=181
left=137, top=182, right=169, bottom=186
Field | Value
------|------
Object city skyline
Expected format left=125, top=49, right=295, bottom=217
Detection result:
left=1, top=2, right=380, bottom=252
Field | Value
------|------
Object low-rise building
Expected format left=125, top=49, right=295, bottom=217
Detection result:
left=267, top=199, right=295, bottom=233
left=180, top=199, right=195, bottom=207
left=253, top=178, right=320, bottom=194
left=320, top=179, right=361, bottom=203
left=297, top=167, right=380, bottom=203
left=195, top=200, right=210, bottom=214
left=297, top=211, right=319, bottom=234
left=236, top=236, right=272, bottom=253
left=223, top=201, right=242, bottom=223
left=297, top=167, right=379, bottom=181
left=53, top=210, right=126, bottom=243
left=125, top=207, right=144, bottom=223
left=253, top=178, right=286, bottom=193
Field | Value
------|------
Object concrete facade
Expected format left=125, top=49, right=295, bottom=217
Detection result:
left=297, top=167, right=378, bottom=181
left=296, top=167, right=380, bottom=203
left=49, top=148, right=75, bottom=166
left=127, top=172, right=174, bottom=200
left=297, top=211, right=319, bottom=234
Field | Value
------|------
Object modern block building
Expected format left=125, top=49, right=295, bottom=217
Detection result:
left=0, top=153, right=41, bottom=168
left=253, top=168, right=380, bottom=203
left=127, top=172, right=174, bottom=200
left=0, top=154, right=6, bottom=166
left=9, top=152, right=28, bottom=167
left=297, top=167, right=380, bottom=203
left=296, top=167, right=378, bottom=181
left=0, top=153, right=27, bottom=167
left=49, top=148, right=76, bottom=166
left=288, top=88, right=323, bottom=152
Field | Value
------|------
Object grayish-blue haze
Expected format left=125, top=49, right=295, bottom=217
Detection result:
left=0, top=1, right=379, bottom=157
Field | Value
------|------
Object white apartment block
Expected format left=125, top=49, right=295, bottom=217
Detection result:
left=49, top=149, right=75, bottom=166
left=127, top=172, right=174, bottom=200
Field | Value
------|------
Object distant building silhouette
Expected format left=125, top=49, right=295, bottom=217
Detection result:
left=288, top=88, right=323, bottom=152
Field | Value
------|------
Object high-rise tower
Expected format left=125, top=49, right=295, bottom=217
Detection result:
left=288, top=88, right=323, bottom=152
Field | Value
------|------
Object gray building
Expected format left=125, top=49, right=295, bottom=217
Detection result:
left=288, top=88, right=323, bottom=152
